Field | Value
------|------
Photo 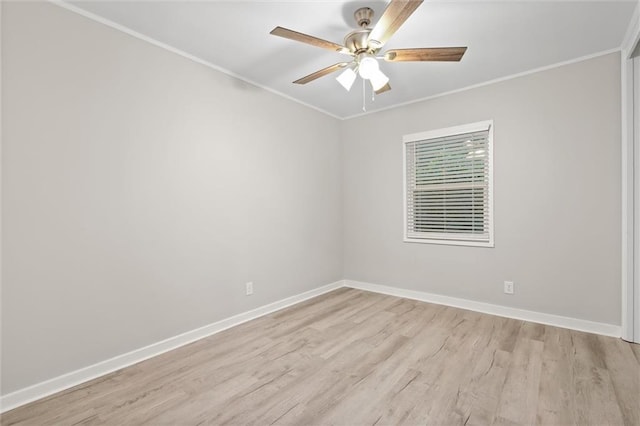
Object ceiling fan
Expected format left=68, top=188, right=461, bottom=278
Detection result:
left=269, top=0, right=467, bottom=95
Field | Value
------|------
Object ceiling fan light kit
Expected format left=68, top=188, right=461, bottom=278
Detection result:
left=270, top=0, right=467, bottom=102
left=355, top=52, right=389, bottom=91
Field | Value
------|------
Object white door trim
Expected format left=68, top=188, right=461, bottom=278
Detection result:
left=621, top=1, right=640, bottom=342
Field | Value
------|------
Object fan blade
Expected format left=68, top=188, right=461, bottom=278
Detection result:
left=367, top=0, right=424, bottom=48
left=270, top=27, right=351, bottom=55
left=293, top=63, right=350, bottom=85
left=384, top=47, right=467, bottom=62
left=375, top=83, right=391, bottom=95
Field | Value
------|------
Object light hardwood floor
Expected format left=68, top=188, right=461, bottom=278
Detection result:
left=2, top=288, right=639, bottom=425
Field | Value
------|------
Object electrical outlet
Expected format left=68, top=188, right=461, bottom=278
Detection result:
left=504, top=281, right=514, bottom=295
left=245, top=282, right=253, bottom=296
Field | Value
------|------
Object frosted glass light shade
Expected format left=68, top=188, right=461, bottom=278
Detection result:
left=358, top=56, right=379, bottom=79
left=336, top=68, right=357, bottom=91
left=369, top=68, right=389, bottom=91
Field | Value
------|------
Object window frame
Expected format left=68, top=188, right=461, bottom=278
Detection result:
left=402, top=120, right=494, bottom=248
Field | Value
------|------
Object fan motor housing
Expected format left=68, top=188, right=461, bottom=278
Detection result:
left=344, top=29, right=374, bottom=54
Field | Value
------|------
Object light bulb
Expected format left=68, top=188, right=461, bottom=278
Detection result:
left=358, top=56, right=379, bottom=79
left=369, top=68, right=389, bottom=91
left=336, top=68, right=357, bottom=91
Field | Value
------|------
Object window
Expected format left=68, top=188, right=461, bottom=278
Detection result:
left=403, top=121, right=494, bottom=247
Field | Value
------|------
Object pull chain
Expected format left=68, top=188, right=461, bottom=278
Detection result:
left=362, top=78, right=366, bottom=112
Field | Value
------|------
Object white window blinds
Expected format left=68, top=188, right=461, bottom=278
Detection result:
left=404, top=122, right=493, bottom=247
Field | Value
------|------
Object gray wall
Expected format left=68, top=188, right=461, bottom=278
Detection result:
left=342, top=52, right=622, bottom=326
left=1, top=2, right=343, bottom=394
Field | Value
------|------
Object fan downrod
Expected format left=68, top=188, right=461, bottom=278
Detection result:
left=354, top=7, right=374, bottom=28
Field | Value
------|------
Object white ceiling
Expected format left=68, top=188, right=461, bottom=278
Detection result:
left=67, top=1, right=636, bottom=118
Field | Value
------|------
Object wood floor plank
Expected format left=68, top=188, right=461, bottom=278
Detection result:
left=570, top=331, right=626, bottom=426
left=495, top=335, right=544, bottom=425
left=536, top=326, right=578, bottom=426
left=629, top=341, right=640, bottom=365
left=597, top=335, right=640, bottom=426
left=417, top=313, right=498, bottom=424
left=2, top=289, right=639, bottom=426
left=465, top=348, right=512, bottom=426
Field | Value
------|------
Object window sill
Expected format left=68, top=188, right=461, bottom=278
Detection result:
left=403, top=237, right=494, bottom=248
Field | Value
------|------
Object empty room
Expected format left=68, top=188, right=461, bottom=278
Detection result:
left=1, top=0, right=640, bottom=424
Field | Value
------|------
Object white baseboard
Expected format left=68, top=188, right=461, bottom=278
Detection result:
left=0, top=280, right=344, bottom=413
left=344, top=280, right=622, bottom=338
